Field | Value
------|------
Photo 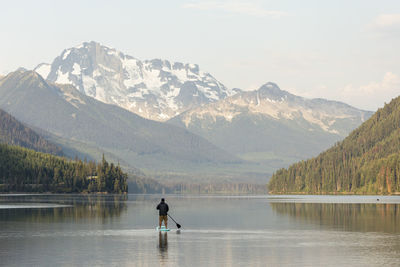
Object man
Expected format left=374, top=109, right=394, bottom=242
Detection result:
left=156, top=198, right=169, bottom=228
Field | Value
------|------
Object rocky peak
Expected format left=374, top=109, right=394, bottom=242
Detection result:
left=257, top=82, right=291, bottom=101
left=34, top=41, right=233, bottom=121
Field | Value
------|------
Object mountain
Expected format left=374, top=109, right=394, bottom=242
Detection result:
left=0, top=108, right=62, bottom=155
left=268, top=95, right=400, bottom=194
left=26, top=41, right=374, bottom=184
left=168, top=83, right=373, bottom=168
left=35, top=41, right=234, bottom=121
left=0, top=70, right=239, bottom=178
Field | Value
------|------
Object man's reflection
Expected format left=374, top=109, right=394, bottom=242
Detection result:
left=158, top=232, right=168, bottom=262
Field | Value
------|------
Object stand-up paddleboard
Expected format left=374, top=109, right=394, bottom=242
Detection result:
left=156, top=226, right=170, bottom=232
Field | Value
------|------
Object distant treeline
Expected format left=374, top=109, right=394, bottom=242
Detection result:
left=268, top=96, right=400, bottom=195
left=171, top=183, right=267, bottom=194
left=128, top=178, right=267, bottom=194
left=0, top=144, right=127, bottom=193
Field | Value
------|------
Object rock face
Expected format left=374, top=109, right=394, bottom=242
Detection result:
left=35, top=41, right=233, bottom=121
left=168, top=83, right=373, bottom=162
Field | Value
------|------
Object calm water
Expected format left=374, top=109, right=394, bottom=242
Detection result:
left=1, top=194, right=400, bottom=266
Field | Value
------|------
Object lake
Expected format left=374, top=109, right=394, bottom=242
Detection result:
left=1, top=194, right=400, bottom=266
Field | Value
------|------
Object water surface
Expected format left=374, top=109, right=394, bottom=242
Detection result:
left=0, top=194, right=399, bottom=266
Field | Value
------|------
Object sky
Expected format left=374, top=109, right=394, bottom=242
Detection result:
left=1, top=0, right=400, bottom=111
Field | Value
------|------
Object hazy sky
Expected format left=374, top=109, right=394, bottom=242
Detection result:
left=1, top=0, right=400, bottom=111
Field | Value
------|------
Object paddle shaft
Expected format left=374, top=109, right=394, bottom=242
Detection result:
left=167, top=214, right=181, bottom=229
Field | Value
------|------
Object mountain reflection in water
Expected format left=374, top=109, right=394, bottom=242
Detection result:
left=270, top=202, right=400, bottom=233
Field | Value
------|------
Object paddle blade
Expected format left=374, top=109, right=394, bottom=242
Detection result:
left=176, top=223, right=181, bottom=229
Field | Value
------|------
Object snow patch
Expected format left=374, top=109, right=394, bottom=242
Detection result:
left=93, top=69, right=101, bottom=77
left=143, top=68, right=163, bottom=90
left=122, top=58, right=142, bottom=88
left=95, top=85, right=107, bottom=102
left=82, top=75, right=97, bottom=97
left=172, top=68, right=188, bottom=81
left=62, top=49, right=71, bottom=60
left=98, top=64, right=115, bottom=73
left=55, top=69, right=71, bottom=84
left=71, top=63, right=81, bottom=75
left=107, top=50, right=119, bottom=56
left=159, top=113, right=170, bottom=119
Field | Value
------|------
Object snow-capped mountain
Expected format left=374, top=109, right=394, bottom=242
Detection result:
left=169, top=83, right=373, bottom=164
left=174, top=82, right=371, bottom=136
left=35, top=41, right=234, bottom=121
left=31, top=40, right=373, bottom=172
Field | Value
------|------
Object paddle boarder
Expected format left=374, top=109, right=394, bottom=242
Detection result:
left=156, top=198, right=169, bottom=229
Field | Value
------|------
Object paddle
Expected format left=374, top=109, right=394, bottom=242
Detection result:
left=168, top=214, right=181, bottom=229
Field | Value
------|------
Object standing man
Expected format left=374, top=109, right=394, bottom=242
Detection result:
left=156, top=198, right=169, bottom=229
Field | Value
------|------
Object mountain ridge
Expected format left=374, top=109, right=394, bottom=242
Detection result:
left=168, top=82, right=372, bottom=169
left=171, top=82, right=371, bottom=136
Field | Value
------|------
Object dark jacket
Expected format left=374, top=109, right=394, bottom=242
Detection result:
left=156, top=201, right=169, bottom=216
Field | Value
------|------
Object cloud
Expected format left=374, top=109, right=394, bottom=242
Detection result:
left=369, top=14, right=400, bottom=35
left=338, top=72, right=400, bottom=110
left=287, top=72, right=400, bottom=111
left=373, top=14, right=400, bottom=28
left=182, top=1, right=287, bottom=18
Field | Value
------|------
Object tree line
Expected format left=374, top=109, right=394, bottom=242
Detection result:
left=0, top=143, right=127, bottom=193
left=128, top=178, right=267, bottom=194
left=268, top=96, right=400, bottom=195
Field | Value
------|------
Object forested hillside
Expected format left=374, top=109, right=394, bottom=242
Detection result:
left=268, top=96, right=400, bottom=195
left=0, top=144, right=127, bottom=193
left=0, top=109, right=62, bottom=155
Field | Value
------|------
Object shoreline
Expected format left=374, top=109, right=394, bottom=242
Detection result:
left=269, top=191, right=400, bottom=196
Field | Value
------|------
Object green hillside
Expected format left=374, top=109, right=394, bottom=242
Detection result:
left=0, top=108, right=62, bottom=155
left=268, top=96, right=400, bottom=195
left=0, top=143, right=127, bottom=193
